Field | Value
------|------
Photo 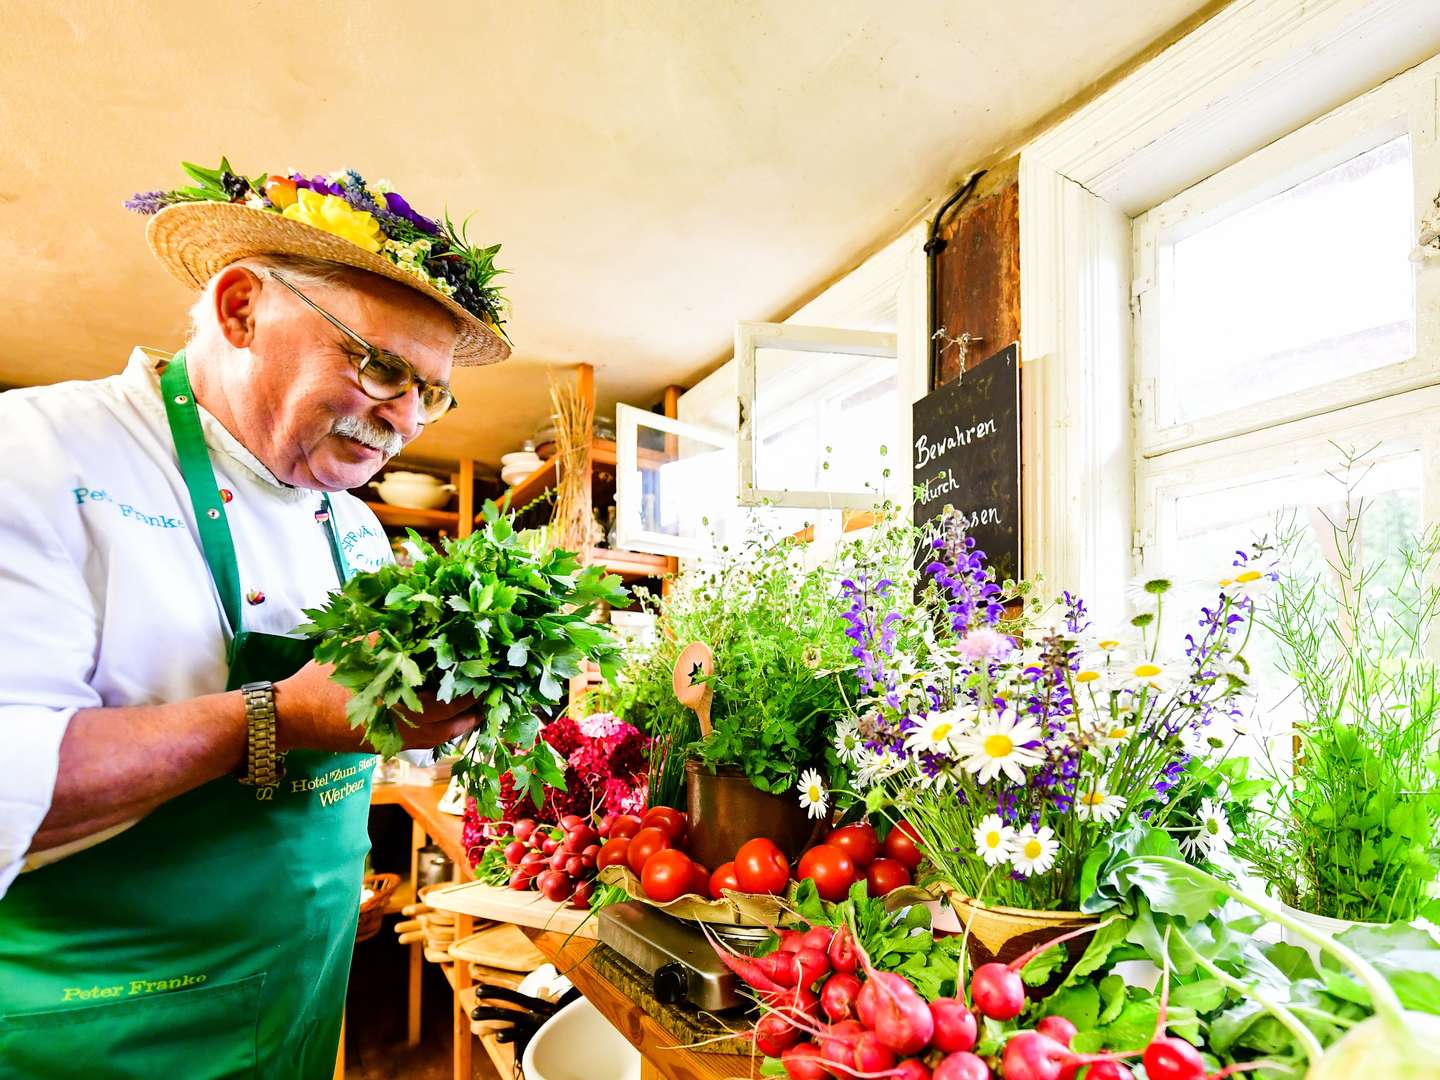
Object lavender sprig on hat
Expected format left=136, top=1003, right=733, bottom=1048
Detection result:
left=127, top=157, right=507, bottom=334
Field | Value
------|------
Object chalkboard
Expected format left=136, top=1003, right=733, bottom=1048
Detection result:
left=912, top=342, right=1021, bottom=582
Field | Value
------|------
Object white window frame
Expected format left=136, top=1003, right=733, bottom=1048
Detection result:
left=735, top=320, right=900, bottom=511
left=1018, top=0, right=1440, bottom=619
left=614, top=404, right=734, bottom=559
left=1132, top=63, right=1438, bottom=458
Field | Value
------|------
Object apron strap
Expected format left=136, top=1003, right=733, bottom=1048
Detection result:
left=159, top=352, right=244, bottom=637
left=318, top=493, right=352, bottom=585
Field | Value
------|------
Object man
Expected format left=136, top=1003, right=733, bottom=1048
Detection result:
left=0, top=162, right=510, bottom=1077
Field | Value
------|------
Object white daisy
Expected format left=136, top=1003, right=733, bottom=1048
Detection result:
left=1179, top=830, right=1210, bottom=860
left=1119, top=657, right=1180, bottom=695
left=1196, top=797, right=1234, bottom=857
left=1071, top=662, right=1115, bottom=694
left=1074, top=788, right=1126, bottom=824
left=834, top=718, right=866, bottom=764
left=1218, top=566, right=1273, bottom=597
left=854, top=748, right=906, bottom=789
left=797, top=769, right=829, bottom=821
left=1010, top=825, right=1059, bottom=876
left=972, top=814, right=1014, bottom=866
left=951, top=714, right=1045, bottom=784
left=1088, top=707, right=1138, bottom=751
left=904, top=708, right=972, bottom=757
left=1125, top=577, right=1173, bottom=610
left=1083, top=631, right=1135, bottom=659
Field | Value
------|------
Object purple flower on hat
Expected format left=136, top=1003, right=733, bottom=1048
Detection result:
left=383, top=191, right=439, bottom=235
left=124, top=190, right=175, bottom=215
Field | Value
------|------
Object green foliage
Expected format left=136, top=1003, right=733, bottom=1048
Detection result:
left=1241, top=448, right=1440, bottom=922
left=473, top=843, right=512, bottom=886
left=299, top=502, right=627, bottom=815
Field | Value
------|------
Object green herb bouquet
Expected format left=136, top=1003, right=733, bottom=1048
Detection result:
left=299, top=503, right=627, bottom=815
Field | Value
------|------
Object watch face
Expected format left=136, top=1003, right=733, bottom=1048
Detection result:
left=241, top=681, right=273, bottom=693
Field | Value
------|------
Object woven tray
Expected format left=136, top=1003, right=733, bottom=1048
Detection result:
left=357, top=873, right=401, bottom=943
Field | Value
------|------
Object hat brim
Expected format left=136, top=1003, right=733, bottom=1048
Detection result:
left=146, top=201, right=510, bottom=366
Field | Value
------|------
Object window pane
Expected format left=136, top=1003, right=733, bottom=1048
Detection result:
left=751, top=345, right=899, bottom=500
left=1165, top=135, right=1415, bottom=425
left=1161, top=452, right=1422, bottom=752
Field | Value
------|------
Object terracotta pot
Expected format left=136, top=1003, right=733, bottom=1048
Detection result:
left=684, top=760, right=821, bottom=871
left=941, top=886, right=1098, bottom=998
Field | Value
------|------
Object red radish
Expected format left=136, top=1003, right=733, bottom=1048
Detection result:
left=969, top=962, right=1025, bottom=1021
left=852, top=1030, right=897, bottom=1073
left=513, top=818, right=537, bottom=842
left=709, top=941, right=788, bottom=995
left=756, top=952, right=799, bottom=989
left=508, top=868, right=531, bottom=891
left=777, top=929, right=807, bottom=954
left=1141, top=1037, right=1205, bottom=1080
left=934, top=1052, right=991, bottom=1080
left=503, top=840, right=527, bottom=865
left=817, top=1020, right=865, bottom=1070
left=569, top=880, right=593, bottom=908
left=794, top=948, right=830, bottom=989
left=800, top=926, right=836, bottom=954
left=754, top=1012, right=802, bottom=1057
left=1038, top=1015, right=1078, bottom=1047
left=892, top=1061, right=934, bottom=1080
left=855, top=971, right=934, bottom=1055
left=929, top=996, right=979, bottom=1053
left=1001, top=1031, right=1142, bottom=1080
left=820, top=973, right=862, bottom=1022
left=541, top=837, right=560, bottom=856
left=827, top=926, right=858, bottom=973
left=567, top=825, right=599, bottom=850
left=969, top=919, right=1105, bottom=1021
left=780, top=1042, right=829, bottom=1080
left=1082, top=1065, right=1134, bottom=1080
left=559, top=813, right=583, bottom=830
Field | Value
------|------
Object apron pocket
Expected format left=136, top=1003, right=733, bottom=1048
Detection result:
left=0, top=972, right=264, bottom=1079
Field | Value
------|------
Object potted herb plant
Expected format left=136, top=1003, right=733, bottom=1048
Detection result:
left=837, top=510, right=1261, bottom=972
left=1235, top=456, right=1440, bottom=932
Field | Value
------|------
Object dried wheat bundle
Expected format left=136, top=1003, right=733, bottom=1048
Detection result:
left=548, top=375, right=595, bottom=561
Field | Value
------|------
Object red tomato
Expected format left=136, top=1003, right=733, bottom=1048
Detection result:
left=608, top=815, right=643, bottom=840
left=733, top=838, right=791, bottom=895
left=709, top=861, right=740, bottom=898
left=827, top=823, right=880, bottom=867
left=640, top=807, right=689, bottom=842
left=686, top=860, right=710, bottom=899
left=883, top=820, right=924, bottom=869
left=596, top=838, right=631, bottom=871
left=865, top=857, right=911, bottom=896
left=641, top=849, right=694, bottom=903
left=797, top=844, right=856, bottom=902
left=627, top=827, right=672, bottom=876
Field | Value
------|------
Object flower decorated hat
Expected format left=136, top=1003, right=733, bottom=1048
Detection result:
left=127, top=158, right=510, bottom=365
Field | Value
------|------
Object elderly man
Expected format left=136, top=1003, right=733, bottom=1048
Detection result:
left=0, top=161, right=509, bottom=1077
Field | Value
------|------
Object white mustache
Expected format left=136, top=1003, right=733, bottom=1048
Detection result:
left=332, top=414, right=404, bottom=457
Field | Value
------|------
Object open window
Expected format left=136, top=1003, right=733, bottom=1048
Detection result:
left=735, top=321, right=900, bottom=510
left=613, top=403, right=734, bottom=558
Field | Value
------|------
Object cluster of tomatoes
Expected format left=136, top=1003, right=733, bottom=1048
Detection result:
left=594, top=811, right=926, bottom=906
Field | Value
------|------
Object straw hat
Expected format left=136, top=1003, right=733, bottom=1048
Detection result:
left=146, top=200, right=509, bottom=366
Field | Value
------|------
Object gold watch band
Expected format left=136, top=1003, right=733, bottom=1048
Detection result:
left=238, top=681, right=284, bottom=791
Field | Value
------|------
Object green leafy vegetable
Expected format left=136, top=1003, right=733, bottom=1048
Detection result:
left=300, top=503, right=627, bottom=814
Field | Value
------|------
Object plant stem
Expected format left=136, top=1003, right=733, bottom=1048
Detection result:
left=1176, top=935, right=1323, bottom=1065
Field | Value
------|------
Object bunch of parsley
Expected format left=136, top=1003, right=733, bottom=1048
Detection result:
left=300, top=503, right=627, bottom=815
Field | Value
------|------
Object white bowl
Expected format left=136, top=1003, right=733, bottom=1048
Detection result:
left=502, top=465, right=538, bottom=487
left=501, top=450, right=542, bottom=470
left=521, top=996, right=641, bottom=1080
left=369, top=474, right=456, bottom=510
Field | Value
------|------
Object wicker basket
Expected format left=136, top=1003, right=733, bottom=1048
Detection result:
left=356, top=873, right=401, bottom=943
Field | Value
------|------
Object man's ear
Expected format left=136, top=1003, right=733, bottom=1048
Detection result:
left=212, top=265, right=264, bottom=349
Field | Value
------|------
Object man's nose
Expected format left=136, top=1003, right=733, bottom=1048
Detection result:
left=370, top=389, right=422, bottom=443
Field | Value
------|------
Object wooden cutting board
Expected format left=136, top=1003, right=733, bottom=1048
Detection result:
left=449, top=923, right=546, bottom=972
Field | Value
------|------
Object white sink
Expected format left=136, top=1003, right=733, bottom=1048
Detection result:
left=522, top=996, right=643, bottom=1080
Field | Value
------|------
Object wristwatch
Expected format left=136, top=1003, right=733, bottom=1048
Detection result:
left=238, top=680, right=285, bottom=791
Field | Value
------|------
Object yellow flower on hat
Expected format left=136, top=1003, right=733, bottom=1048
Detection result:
left=281, top=189, right=383, bottom=253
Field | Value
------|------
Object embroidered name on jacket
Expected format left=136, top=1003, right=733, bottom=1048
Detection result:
left=73, top=487, right=182, bottom=528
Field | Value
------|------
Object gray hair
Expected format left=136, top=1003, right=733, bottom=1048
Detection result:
left=185, top=254, right=365, bottom=353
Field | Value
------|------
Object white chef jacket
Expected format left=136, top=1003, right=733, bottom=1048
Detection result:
left=0, top=347, right=394, bottom=896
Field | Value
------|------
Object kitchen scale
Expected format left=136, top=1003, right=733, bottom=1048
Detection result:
left=597, top=901, right=769, bottom=1012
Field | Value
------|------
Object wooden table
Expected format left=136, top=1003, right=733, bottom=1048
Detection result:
left=528, top=931, right=757, bottom=1080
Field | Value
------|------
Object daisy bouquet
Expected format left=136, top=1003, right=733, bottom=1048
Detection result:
left=837, top=510, right=1262, bottom=909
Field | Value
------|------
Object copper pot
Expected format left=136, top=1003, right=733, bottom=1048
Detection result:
left=684, top=760, right=821, bottom=870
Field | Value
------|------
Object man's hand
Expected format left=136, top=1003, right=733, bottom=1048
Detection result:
left=275, top=659, right=479, bottom=754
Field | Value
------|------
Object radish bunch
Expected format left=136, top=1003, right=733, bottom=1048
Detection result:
left=493, top=812, right=608, bottom=909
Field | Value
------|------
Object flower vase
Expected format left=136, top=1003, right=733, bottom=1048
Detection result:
left=684, top=760, right=821, bottom=871
left=1275, top=900, right=1379, bottom=963
left=940, top=886, right=1098, bottom=998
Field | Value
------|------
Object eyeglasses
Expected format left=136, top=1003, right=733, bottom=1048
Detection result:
left=269, top=271, right=458, bottom=423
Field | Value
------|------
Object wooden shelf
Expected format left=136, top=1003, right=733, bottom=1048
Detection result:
left=590, top=546, right=676, bottom=580
left=365, top=500, right=461, bottom=531
left=494, top=437, right=676, bottom=516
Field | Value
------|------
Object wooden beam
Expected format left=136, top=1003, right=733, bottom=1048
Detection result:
left=456, top=459, right=475, bottom=539
left=662, top=384, right=684, bottom=420
left=576, top=362, right=596, bottom=415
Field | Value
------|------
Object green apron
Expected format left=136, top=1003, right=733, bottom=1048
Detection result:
left=0, top=354, right=375, bottom=1079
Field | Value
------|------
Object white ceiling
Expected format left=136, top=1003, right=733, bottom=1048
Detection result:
left=0, top=0, right=1215, bottom=467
